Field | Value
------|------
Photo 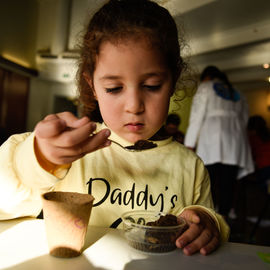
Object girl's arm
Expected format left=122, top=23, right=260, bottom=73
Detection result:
left=0, top=133, right=58, bottom=220
left=0, top=112, right=111, bottom=220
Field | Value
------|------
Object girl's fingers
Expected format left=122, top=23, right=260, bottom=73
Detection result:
left=39, top=146, right=83, bottom=165
left=180, top=209, right=200, bottom=224
left=82, top=129, right=111, bottom=153
left=51, top=122, right=94, bottom=147
left=177, top=225, right=219, bottom=256
left=53, top=126, right=110, bottom=149
left=59, top=129, right=111, bottom=157
left=44, top=114, right=59, bottom=121
left=56, top=112, right=90, bottom=129
left=200, top=233, right=220, bottom=255
left=35, top=113, right=91, bottom=139
left=176, top=223, right=202, bottom=249
left=35, top=116, right=67, bottom=138
left=183, top=228, right=213, bottom=255
left=177, top=209, right=220, bottom=256
left=41, top=129, right=111, bottom=164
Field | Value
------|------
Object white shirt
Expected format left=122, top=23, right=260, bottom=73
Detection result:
left=184, top=80, right=254, bottom=179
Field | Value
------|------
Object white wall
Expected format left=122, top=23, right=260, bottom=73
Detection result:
left=68, top=0, right=106, bottom=50
left=242, top=86, right=270, bottom=128
left=27, top=78, right=77, bottom=131
left=0, top=0, right=71, bottom=69
left=37, top=0, right=70, bottom=55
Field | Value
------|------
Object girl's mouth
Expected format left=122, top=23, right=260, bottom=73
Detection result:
left=125, top=123, right=144, bottom=132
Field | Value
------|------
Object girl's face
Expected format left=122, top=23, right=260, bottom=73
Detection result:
left=91, top=39, right=173, bottom=143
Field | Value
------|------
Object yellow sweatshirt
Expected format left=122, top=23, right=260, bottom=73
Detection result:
left=0, top=124, right=229, bottom=241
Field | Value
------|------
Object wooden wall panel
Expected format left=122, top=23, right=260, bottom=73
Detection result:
left=0, top=67, right=29, bottom=143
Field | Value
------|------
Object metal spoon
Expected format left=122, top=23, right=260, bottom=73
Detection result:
left=110, top=139, right=157, bottom=152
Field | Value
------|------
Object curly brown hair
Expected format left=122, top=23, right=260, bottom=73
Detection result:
left=77, top=0, right=187, bottom=122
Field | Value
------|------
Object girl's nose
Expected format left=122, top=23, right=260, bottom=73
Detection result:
left=125, top=90, right=145, bottom=114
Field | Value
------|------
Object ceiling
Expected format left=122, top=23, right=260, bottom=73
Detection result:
left=68, top=0, right=270, bottom=88
left=1, top=0, right=269, bottom=89
left=166, top=0, right=270, bottom=87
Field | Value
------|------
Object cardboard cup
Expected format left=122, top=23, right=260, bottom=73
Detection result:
left=42, top=191, right=94, bottom=258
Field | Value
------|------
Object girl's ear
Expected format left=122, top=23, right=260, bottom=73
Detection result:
left=83, top=72, right=97, bottom=99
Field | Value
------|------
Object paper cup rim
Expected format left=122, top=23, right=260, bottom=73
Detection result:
left=42, top=191, right=94, bottom=205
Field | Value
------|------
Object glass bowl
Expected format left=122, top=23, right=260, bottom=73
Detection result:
left=121, top=210, right=187, bottom=253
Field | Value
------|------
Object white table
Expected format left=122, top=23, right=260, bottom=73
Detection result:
left=0, top=218, right=270, bottom=270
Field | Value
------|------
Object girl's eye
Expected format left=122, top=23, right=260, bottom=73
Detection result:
left=105, top=87, right=122, bottom=93
left=144, top=84, right=161, bottom=91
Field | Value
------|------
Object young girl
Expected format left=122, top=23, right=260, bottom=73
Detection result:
left=0, top=0, right=228, bottom=256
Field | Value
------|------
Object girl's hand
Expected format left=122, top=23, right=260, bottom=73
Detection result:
left=34, top=112, right=111, bottom=165
left=176, top=208, right=220, bottom=255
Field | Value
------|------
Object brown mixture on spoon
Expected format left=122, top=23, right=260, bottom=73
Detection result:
left=125, top=140, right=157, bottom=150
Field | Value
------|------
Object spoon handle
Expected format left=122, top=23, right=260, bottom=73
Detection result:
left=109, top=140, right=136, bottom=152
left=109, top=139, right=157, bottom=151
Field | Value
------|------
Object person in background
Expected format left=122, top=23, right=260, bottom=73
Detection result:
left=0, top=0, right=229, bottom=256
left=164, top=113, right=184, bottom=143
left=184, top=65, right=254, bottom=221
left=247, top=115, right=270, bottom=190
